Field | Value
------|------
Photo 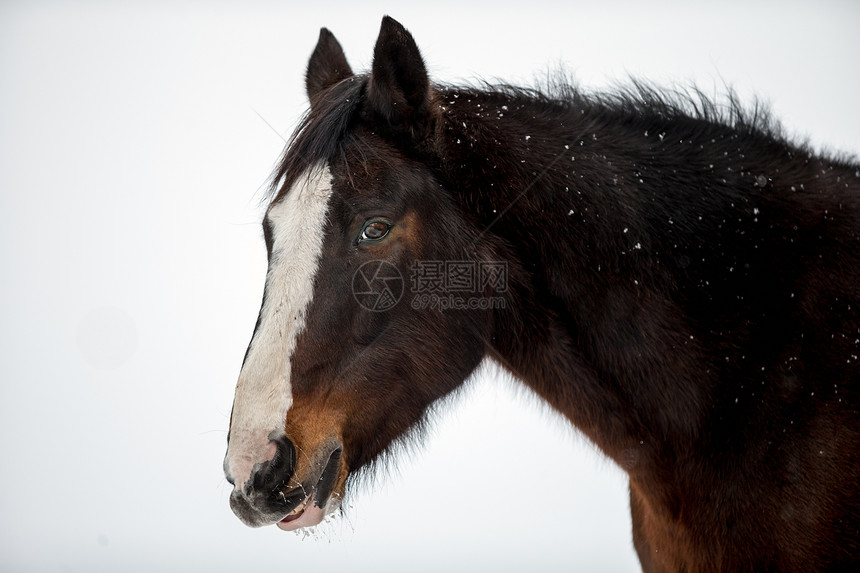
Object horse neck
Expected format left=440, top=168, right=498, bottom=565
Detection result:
left=437, top=90, right=715, bottom=466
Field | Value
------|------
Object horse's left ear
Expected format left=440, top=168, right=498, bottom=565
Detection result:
left=306, top=28, right=353, bottom=103
left=365, top=16, right=436, bottom=138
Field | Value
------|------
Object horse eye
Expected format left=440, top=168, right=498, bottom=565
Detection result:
left=360, top=221, right=391, bottom=242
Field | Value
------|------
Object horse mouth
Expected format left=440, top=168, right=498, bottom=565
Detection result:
left=278, top=495, right=312, bottom=527
left=276, top=446, right=344, bottom=531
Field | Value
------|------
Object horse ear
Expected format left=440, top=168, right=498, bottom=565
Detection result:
left=306, top=28, right=353, bottom=102
left=365, top=16, right=435, bottom=133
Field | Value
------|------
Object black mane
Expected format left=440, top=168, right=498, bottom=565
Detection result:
left=268, top=73, right=847, bottom=205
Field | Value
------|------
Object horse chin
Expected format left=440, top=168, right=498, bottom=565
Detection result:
left=276, top=452, right=348, bottom=531
left=276, top=487, right=343, bottom=531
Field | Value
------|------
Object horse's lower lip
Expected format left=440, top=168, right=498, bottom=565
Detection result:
left=279, top=494, right=311, bottom=523
left=279, top=508, right=305, bottom=524
left=276, top=492, right=329, bottom=531
left=275, top=444, right=343, bottom=531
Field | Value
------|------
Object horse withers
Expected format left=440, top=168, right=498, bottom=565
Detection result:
left=224, top=16, right=860, bottom=571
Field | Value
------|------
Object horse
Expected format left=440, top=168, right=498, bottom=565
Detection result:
left=223, top=16, right=860, bottom=571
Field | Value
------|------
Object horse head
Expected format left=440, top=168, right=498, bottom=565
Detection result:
left=223, top=17, right=507, bottom=530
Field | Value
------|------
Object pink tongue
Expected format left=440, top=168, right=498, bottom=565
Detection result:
left=276, top=501, right=326, bottom=531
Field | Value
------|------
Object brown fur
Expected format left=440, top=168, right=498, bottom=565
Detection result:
left=228, top=17, right=860, bottom=571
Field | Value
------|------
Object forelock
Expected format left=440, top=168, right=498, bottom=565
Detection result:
left=268, top=75, right=367, bottom=204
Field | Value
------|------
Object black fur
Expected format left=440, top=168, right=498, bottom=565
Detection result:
left=241, top=16, right=860, bottom=571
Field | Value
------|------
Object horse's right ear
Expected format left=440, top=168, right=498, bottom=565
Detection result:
left=365, top=17, right=436, bottom=139
left=306, top=28, right=353, bottom=103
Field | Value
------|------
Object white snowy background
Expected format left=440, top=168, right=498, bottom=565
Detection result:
left=1, top=1, right=857, bottom=572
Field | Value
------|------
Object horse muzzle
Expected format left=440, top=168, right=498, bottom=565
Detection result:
left=225, top=433, right=346, bottom=529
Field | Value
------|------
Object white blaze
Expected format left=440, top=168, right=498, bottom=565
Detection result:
left=226, top=165, right=333, bottom=491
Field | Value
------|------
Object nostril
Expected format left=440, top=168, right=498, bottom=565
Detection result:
left=250, top=433, right=296, bottom=494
